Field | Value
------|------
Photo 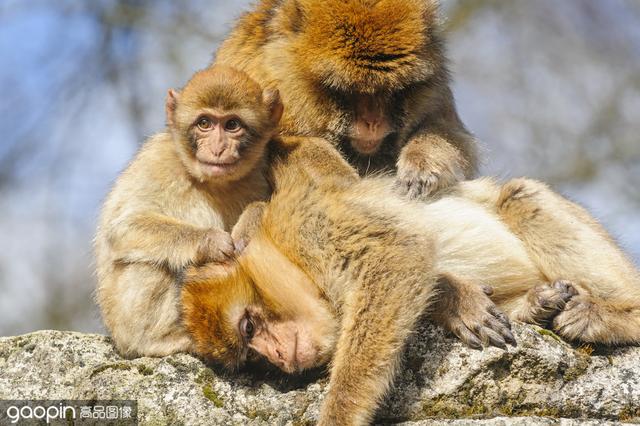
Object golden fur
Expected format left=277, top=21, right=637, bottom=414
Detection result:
left=184, top=137, right=640, bottom=424
left=215, top=0, right=477, bottom=196
left=95, top=67, right=275, bottom=357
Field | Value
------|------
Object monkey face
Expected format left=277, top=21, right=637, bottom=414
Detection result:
left=239, top=305, right=326, bottom=373
left=279, top=0, right=443, bottom=158
left=181, top=256, right=337, bottom=373
left=165, top=66, right=283, bottom=185
left=184, top=109, right=267, bottom=183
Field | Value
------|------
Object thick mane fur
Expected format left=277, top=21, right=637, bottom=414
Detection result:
left=289, top=0, right=443, bottom=92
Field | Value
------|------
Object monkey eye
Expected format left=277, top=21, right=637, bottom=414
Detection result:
left=224, top=118, right=242, bottom=132
left=197, top=117, right=213, bottom=130
left=240, top=315, right=255, bottom=340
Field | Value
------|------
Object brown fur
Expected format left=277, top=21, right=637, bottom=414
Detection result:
left=95, top=66, right=278, bottom=357
left=183, top=139, right=640, bottom=425
left=215, top=0, right=477, bottom=197
left=183, top=137, right=440, bottom=425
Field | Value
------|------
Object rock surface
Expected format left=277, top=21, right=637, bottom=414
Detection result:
left=0, top=322, right=639, bottom=425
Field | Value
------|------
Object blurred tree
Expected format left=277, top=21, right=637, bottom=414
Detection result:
left=0, top=0, right=637, bottom=335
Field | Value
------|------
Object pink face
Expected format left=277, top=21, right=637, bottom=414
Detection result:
left=349, top=94, right=393, bottom=155
left=238, top=305, right=328, bottom=374
left=191, top=111, right=249, bottom=178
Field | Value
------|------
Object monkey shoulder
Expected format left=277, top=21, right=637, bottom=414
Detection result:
left=101, top=133, right=222, bottom=228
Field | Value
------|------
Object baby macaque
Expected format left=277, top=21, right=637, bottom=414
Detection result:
left=95, top=66, right=283, bottom=357
left=182, top=138, right=640, bottom=425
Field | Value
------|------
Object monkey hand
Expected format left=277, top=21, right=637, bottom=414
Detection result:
left=394, top=156, right=464, bottom=200
left=195, top=229, right=236, bottom=264
left=432, top=279, right=516, bottom=350
left=394, top=140, right=466, bottom=199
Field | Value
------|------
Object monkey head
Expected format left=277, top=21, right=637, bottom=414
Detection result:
left=181, top=237, right=337, bottom=373
left=272, top=0, right=444, bottom=156
left=166, top=66, right=283, bottom=184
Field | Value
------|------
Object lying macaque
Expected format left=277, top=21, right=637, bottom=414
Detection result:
left=182, top=138, right=640, bottom=425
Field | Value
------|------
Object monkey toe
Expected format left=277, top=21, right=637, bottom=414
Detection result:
left=525, top=282, right=575, bottom=325
left=453, top=309, right=515, bottom=350
left=450, top=321, right=483, bottom=350
left=478, top=326, right=508, bottom=350
left=552, top=297, right=596, bottom=341
left=552, top=279, right=578, bottom=302
left=484, top=314, right=516, bottom=346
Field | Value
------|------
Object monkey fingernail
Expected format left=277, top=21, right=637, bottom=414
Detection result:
left=505, top=331, right=517, bottom=346
left=481, top=284, right=494, bottom=296
left=489, top=335, right=507, bottom=349
left=464, top=332, right=483, bottom=350
left=466, top=338, right=483, bottom=350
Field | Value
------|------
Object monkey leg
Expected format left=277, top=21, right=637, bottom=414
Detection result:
left=553, top=294, right=640, bottom=345
left=496, top=178, right=640, bottom=344
left=510, top=279, right=577, bottom=326
left=430, top=275, right=515, bottom=349
left=98, top=264, right=193, bottom=357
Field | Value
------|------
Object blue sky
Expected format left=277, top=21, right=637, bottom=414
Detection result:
left=0, top=0, right=638, bottom=335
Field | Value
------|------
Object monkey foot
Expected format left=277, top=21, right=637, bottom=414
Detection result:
left=552, top=296, right=600, bottom=342
left=522, top=280, right=578, bottom=326
left=433, top=280, right=516, bottom=350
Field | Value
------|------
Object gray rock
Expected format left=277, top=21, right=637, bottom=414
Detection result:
left=0, top=322, right=638, bottom=425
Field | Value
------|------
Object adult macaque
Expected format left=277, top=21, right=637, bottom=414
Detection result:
left=215, top=0, right=477, bottom=198
left=182, top=138, right=640, bottom=425
left=95, top=66, right=283, bottom=357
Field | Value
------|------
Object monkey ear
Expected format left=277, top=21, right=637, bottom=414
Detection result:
left=263, top=88, right=284, bottom=126
left=165, top=89, right=180, bottom=127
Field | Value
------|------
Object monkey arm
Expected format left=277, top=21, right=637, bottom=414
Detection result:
left=396, top=125, right=477, bottom=199
left=109, top=213, right=233, bottom=271
left=231, top=201, right=267, bottom=253
left=318, top=252, right=437, bottom=426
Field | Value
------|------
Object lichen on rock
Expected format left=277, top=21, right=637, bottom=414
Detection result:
left=1, top=322, right=639, bottom=425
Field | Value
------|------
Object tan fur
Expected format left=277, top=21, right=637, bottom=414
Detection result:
left=95, top=67, right=277, bottom=357
left=215, top=0, right=477, bottom=197
left=492, top=178, right=640, bottom=343
left=183, top=138, right=640, bottom=424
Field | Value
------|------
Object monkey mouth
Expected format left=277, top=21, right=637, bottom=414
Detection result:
left=351, top=137, right=383, bottom=155
left=197, top=159, right=239, bottom=176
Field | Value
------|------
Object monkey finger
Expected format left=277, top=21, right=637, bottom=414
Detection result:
left=489, top=306, right=512, bottom=330
left=478, top=327, right=507, bottom=350
left=484, top=316, right=516, bottom=346
left=481, top=284, right=494, bottom=296
left=553, top=279, right=578, bottom=301
left=406, top=180, right=424, bottom=200
left=234, top=238, right=248, bottom=255
left=451, top=322, right=483, bottom=350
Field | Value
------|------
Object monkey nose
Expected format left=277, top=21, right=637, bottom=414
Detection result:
left=210, top=145, right=226, bottom=157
